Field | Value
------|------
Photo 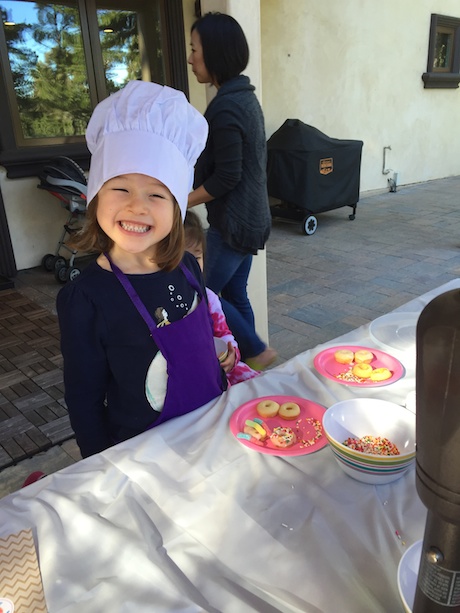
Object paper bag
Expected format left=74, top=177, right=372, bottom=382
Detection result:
left=0, top=528, right=47, bottom=613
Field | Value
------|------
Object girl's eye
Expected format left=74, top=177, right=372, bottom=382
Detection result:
left=150, top=193, right=166, bottom=199
left=113, top=188, right=128, bottom=192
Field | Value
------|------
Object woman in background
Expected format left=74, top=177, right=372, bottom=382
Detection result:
left=187, top=12, right=276, bottom=371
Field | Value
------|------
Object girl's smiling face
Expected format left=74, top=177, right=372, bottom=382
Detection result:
left=96, top=173, right=175, bottom=260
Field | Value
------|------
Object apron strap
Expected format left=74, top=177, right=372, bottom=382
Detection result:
left=104, top=253, right=157, bottom=335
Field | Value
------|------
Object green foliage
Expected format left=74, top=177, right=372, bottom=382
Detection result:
left=4, top=4, right=146, bottom=139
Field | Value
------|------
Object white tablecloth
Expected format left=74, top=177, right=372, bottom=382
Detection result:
left=2, top=280, right=459, bottom=613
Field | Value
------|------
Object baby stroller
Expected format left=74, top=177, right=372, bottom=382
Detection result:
left=38, top=156, right=88, bottom=283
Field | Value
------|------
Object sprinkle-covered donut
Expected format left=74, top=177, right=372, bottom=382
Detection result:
left=256, top=399, right=280, bottom=418
left=352, top=363, right=373, bottom=379
left=279, top=402, right=301, bottom=420
left=270, top=426, right=297, bottom=448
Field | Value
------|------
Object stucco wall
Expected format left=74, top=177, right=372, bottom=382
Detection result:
left=1, top=168, right=70, bottom=272
left=261, top=0, right=460, bottom=192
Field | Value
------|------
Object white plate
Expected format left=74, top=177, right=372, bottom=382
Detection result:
left=397, top=539, right=422, bottom=613
left=0, top=598, right=14, bottom=613
left=369, top=312, right=418, bottom=353
left=214, top=337, right=228, bottom=362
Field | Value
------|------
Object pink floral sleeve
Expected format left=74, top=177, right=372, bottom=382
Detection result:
left=206, top=288, right=260, bottom=385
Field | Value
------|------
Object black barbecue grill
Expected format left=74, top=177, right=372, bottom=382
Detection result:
left=267, top=119, right=363, bottom=235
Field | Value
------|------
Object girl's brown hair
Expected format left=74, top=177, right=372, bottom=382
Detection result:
left=69, top=197, right=185, bottom=271
left=184, top=210, right=206, bottom=256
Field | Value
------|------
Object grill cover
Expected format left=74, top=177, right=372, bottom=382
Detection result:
left=267, top=119, right=363, bottom=213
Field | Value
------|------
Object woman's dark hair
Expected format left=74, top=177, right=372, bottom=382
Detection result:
left=69, top=196, right=185, bottom=271
left=191, top=12, right=249, bottom=86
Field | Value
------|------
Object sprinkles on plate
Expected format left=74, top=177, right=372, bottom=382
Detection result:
left=296, top=417, right=323, bottom=448
left=343, top=435, right=400, bottom=456
left=336, top=370, right=366, bottom=383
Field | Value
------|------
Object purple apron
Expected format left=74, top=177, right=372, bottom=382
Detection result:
left=105, top=254, right=226, bottom=426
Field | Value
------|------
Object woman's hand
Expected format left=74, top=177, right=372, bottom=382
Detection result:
left=188, top=184, right=214, bottom=209
left=220, top=342, right=237, bottom=373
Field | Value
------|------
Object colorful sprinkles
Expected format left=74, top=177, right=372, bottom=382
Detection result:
left=336, top=369, right=366, bottom=383
left=343, top=435, right=400, bottom=456
left=270, top=426, right=296, bottom=447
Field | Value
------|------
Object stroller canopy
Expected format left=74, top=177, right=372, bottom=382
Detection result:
left=38, top=156, right=87, bottom=200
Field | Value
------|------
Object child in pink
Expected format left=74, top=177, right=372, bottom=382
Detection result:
left=184, top=211, right=259, bottom=386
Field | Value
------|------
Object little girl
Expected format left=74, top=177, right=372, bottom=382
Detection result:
left=57, top=81, right=228, bottom=458
left=184, top=211, right=259, bottom=386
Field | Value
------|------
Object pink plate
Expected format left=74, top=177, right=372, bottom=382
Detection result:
left=313, top=345, right=405, bottom=387
left=230, top=395, right=328, bottom=456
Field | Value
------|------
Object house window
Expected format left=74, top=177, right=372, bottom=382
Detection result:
left=0, top=0, right=188, bottom=177
left=422, top=14, right=460, bottom=89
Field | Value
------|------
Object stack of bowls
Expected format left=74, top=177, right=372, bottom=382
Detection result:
left=322, top=398, right=416, bottom=484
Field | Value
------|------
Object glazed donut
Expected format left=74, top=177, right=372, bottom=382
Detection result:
left=370, top=367, right=392, bottom=382
left=256, top=399, right=280, bottom=418
left=279, top=402, right=301, bottom=420
left=270, top=426, right=297, bottom=448
left=334, top=349, right=354, bottom=364
left=352, top=363, right=373, bottom=379
left=354, top=349, right=374, bottom=364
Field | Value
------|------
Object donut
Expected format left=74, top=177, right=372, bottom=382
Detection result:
left=270, top=426, right=297, bottom=448
left=354, top=349, right=374, bottom=364
left=279, top=402, right=301, bottom=420
left=370, top=367, right=392, bottom=382
left=256, top=399, right=280, bottom=418
left=352, top=363, right=373, bottom=379
left=334, top=349, right=354, bottom=364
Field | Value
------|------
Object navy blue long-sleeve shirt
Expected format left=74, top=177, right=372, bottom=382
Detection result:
left=57, top=253, right=205, bottom=457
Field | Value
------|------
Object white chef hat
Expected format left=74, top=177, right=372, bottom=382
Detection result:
left=85, top=80, right=208, bottom=219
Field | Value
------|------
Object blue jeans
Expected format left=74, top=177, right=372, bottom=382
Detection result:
left=205, top=227, right=266, bottom=359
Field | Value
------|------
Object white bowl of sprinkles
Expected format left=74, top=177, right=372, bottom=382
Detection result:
left=322, top=398, right=416, bottom=485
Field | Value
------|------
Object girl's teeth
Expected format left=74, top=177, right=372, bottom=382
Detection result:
left=120, top=222, right=150, bottom=233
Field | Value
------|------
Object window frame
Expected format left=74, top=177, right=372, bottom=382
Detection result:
left=422, top=14, right=460, bottom=89
left=0, top=0, right=188, bottom=178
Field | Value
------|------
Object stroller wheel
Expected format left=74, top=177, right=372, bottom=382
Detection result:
left=53, top=256, right=67, bottom=271
left=42, top=253, right=55, bottom=272
left=302, top=215, right=318, bottom=235
left=55, top=265, right=68, bottom=284
left=67, top=266, right=81, bottom=282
